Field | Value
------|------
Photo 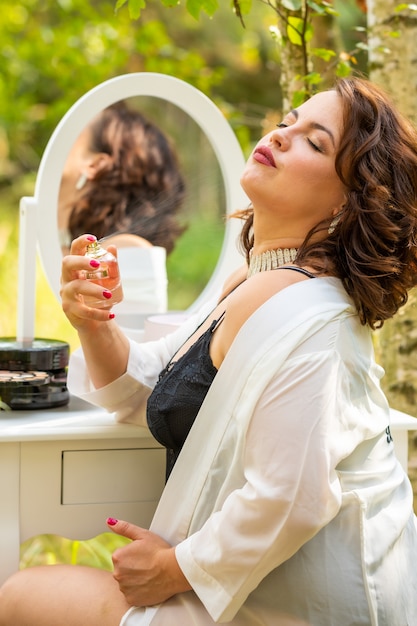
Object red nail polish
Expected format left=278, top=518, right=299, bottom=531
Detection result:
left=107, top=517, right=118, bottom=526
left=89, top=259, right=100, bottom=268
left=103, top=290, right=112, bottom=299
left=86, top=235, right=96, bottom=242
left=108, top=313, right=115, bottom=320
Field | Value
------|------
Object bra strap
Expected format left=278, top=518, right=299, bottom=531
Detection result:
left=273, top=265, right=316, bottom=279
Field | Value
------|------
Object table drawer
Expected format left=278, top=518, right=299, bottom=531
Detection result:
left=19, top=438, right=165, bottom=541
left=62, top=447, right=165, bottom=504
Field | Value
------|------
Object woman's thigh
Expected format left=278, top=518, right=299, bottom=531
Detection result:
left=0, top=564, right=131, bottom=626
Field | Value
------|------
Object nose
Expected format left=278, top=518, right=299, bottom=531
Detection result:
left=269, top=126, right=291, bottom=151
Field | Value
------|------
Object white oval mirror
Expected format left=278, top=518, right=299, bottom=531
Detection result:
left=18, top=73, right=248, bottom=340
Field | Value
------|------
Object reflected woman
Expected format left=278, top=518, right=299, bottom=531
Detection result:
left=58, top=101, right=186, bottom=322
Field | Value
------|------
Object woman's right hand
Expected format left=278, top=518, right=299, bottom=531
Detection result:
left=61, top=234, right=131, bottom=389
left=60, top=234, right=117, bottom=333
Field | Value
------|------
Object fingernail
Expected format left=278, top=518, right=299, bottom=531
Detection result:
left=86, top=235, right=96, bottom=242
left=108, top=313, right=115, bottom=320
left=103, top=290, right=112, bottom=299
left=107, top=517, right=118, bottom=526
left=90, top=259, right=100, bottom=268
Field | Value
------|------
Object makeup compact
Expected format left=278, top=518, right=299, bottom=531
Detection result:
left=0, top=338, right=69, bottom=410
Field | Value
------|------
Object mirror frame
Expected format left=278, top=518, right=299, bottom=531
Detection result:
left=17, top=73, right=249, bottom=340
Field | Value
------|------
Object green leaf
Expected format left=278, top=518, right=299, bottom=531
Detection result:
left=282, top=0, right=302, bottom=10
left=287, top=16, right=313, bottom=46
left=307, top=1, right=326, bottom=14
left=311, top=47, right=336, bottom=61
left=336, top=60, right=352, bottom=78
left=186, top=0, right=218, bottom=19
left=127, top=0, right=146, bottom=19
left=292, top=88, right=309, bottom=108
left=161, top=0, right=179, bottom=6
left=305, top=71, right=322, bottom=85
left=114, top=0, right=128, bottom=10
left=323, top=7, right=338, bottom=16
left=318, top=1, right=339, bottom=16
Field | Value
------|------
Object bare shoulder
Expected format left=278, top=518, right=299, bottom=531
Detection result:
left=226, top=268, right=312, bottom=330
left=211, top=267, right=313, bottom=366
left=217, top=264, right=248, bottom=301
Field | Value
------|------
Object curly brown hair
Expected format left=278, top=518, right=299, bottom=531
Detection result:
left=238, top=77, right=417, bottom=329
left=68, top=101, right=186, bottom=254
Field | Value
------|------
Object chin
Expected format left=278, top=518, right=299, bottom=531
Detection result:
left=239, top=167, right=258, bottom=199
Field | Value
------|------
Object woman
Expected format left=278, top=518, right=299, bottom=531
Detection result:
left=59, top=101, right=186, bottom=322
left=1, top=76, right=417, bottom=625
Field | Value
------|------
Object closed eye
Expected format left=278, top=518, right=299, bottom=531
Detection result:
left=307, top=138, right=323, bottom=153
left=277, top=122, right=325, bottom=153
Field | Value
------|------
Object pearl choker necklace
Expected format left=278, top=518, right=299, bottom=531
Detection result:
left=247, top=248, right=299, bottom=277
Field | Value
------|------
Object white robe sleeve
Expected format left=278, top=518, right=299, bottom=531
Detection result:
left=67, top=307, right=211, bottom=426
left=175, top=349, right=368, bottom=622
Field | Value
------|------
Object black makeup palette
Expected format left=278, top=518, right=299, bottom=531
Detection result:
left=0, top=338, right=69, bottom=410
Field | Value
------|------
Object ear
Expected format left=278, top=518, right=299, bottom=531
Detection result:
left=331, top=194, right=347, bottom=217
left=85, top=153, right=114, bottom=181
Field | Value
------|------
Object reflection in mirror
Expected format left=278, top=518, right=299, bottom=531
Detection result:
left=58, top=97, right=226, bottom=314
left=20, top=73, right=247, bottom=343
left=135, top=97, right=226, bottom=312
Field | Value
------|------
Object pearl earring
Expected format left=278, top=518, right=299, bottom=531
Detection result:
left=75, top=172, right=88, bottom=190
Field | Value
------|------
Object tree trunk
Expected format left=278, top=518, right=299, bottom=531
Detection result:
left=310, top=12, right=341, bottom=91
left=276, top=8, right=309, bottom=112
left=367, top=0, right=417, bottom=503
left=367, top=0, right=417, bottom=124
left=368, top=0, right=417, bottom=414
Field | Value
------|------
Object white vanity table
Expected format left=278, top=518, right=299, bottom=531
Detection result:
left=0, top=396, right=165, bottom=584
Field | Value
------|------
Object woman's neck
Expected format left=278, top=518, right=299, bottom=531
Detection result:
left=251, top=238, right=303, bottom=255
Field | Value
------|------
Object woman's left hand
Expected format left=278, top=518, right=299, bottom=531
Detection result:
left=107, top=518, right=192, bottom=607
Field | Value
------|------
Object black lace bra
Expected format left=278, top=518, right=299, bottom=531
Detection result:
left=147, top=314, right=224, bottom=480
left=146, top=266, right=315, bottom=479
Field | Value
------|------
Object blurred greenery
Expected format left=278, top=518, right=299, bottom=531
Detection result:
left=0, top=0, right=366, bottom=571
left=20, top=532, right=130, bottom=569
left=0, top=0, right=281, bottom=179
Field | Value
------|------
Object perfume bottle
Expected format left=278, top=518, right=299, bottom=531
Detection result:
left=82, top=241, right=123, bottom=309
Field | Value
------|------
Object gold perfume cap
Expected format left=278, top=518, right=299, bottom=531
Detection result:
left=86, top=241, right=100, bottom=254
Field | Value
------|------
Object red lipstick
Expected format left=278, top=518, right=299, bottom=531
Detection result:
left=253, top=146, right=276, bottom=168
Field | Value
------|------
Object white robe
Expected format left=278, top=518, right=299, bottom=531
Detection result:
left=69, top=277, right=417, bottom=626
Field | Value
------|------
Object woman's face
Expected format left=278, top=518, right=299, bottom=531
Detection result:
left=240, top=90, right=346, bottom=236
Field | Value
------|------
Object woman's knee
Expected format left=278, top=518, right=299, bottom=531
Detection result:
left=0, top=570, right=28, bottom=624
left=0, top=565, right=129, bottom=626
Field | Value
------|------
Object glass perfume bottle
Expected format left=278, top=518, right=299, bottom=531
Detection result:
left=82, top=241, right=123, bottom=309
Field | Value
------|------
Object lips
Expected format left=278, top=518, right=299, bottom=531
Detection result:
left=253, top=145, right=276, bottom=168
